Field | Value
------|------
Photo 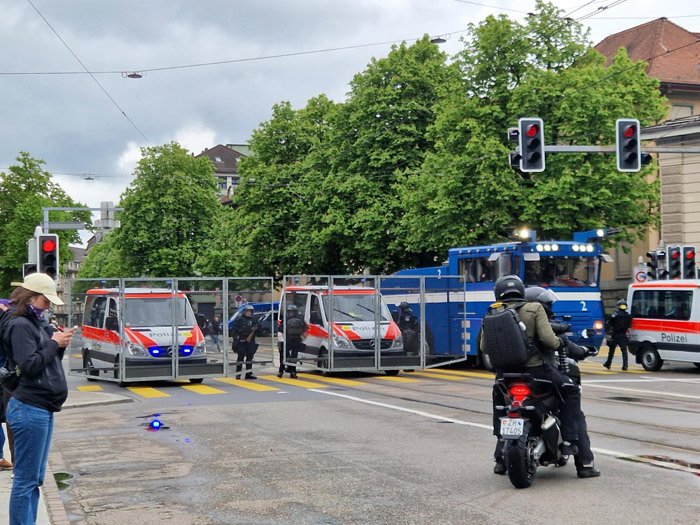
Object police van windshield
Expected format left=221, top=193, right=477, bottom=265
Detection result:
left=322, top=294, right=391, bottom=322
left=524, top=256, right=599, bottom=287
left=123, top=298, right=196, bottom=327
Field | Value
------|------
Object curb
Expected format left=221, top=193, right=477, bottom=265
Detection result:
left=42, top=463, right=70, bottom=525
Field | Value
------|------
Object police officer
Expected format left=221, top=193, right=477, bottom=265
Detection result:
left=603, top=299, right=632, bottom=371
left=233, top=305, right=258, bottom=379
left=397, top=302, right=419, bottom=332
left=479, top=275, right=582, bottom=475
left=277, top=304, right=307, bottom=379
left=524, top=286, right=601, bottom=479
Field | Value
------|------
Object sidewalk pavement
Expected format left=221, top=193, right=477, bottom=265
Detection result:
left=1, top=390, right=133, bottom=525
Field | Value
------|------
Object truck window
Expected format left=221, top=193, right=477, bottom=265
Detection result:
left=459, top=257, right=502, bottom=283
left=631, top=290, right=692, bottom=320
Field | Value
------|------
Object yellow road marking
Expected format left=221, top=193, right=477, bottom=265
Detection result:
left=259, top=374, right=328, bottom=388
left=426, top=369, right=495, bottom=379
left=127, top=386, right=171, bottom=398
left=214, top=377, right=279, bottom=391
left=76, top=385, right=103, bottom=392
left=181, top=384, right=227, bottom=395
left=296, top=373, right=366, bottom=386
left=377, top=376, right=422, bottom=382
left=408, top=371, right=470, bottom=381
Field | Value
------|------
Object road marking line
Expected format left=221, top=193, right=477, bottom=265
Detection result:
left=181, top=384, right=227, bottom=395
left=76, top=385, right=103, bottom=392
left=214, top=377, right=279, bottom=391
left=377, top=376, right=422, bottom=382
left=296, top=373, right=366, bottom=386
left=259, top=375, right=328, bottom=388
left=584, top=383, right=700, bottom=400
left=408, top=371, right=470, bottom=381
left=127, top=386, right=171, bottom=398
left=426, top=369, right=495, bottom=379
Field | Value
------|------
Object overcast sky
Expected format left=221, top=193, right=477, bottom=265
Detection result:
left=1, top=0, right=698, bottom=237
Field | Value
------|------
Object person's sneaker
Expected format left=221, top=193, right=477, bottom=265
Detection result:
left=559, top=441, right=579, bottom=456
left=577, top=466, right=601, bottom=478
left=0, top=458, right=13, bottom=470
left=493, top=461, right=507, bottom=475
left=245, top=374, right=257, bottom=380
left=290, top=373, right=298, bottom=379
left=277, top=372, right=283, bottom=378
left=622, top=366, right=628, bottom=371
left=603, top=362, right=611, bottom=370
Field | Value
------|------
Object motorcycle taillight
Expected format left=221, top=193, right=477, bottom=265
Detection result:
left=509, top=384, right=531, bottom=403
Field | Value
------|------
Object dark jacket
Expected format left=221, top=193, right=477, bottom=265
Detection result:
left=4, top=307, right=68, bottom=412
left=278, top=315, right=307, bottom=346
left=233, top=314, right=258, bottom=342
left=608, top=309, right=632, bottom=338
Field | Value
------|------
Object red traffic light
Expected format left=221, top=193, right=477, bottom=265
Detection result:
left=526, top=124, right=539, bottom=137
left=42, top=239, right=57, bottom=252
left=686, top=250, right=695, bottom=260
left=623, top=125, right=636, bottom=138
left=670, top=250, right=680, bottom=260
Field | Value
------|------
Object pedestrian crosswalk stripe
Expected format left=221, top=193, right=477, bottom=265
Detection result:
left=181, top=384, right=227, bottom=395
left=296, top=373, right=366, bottom=386
left=77, top=385, right=103, bottom=392
left=127, top=386, right=171, bottom=398
left=259, top=374, right=329, bottom=388
left=377, top=376, right=421, bottom=382
left=214, top=377, right=279, bottom=391
left=426, top=369, right=495, bottom=379
left=408, top=371, right=470, bottom=381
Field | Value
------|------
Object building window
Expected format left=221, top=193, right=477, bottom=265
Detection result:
left=671, top=104, right=693, bottom=119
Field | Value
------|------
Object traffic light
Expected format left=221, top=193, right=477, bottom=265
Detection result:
left=616, top=118, right=641, bottom=172
left=22, top=263, right=37, bottom=279
left=667, top=245, right=682, bottom=279
left=657, top=250, right=668, bottom=279
left=518, top=118, right=545, bottom=173
left=646, top=251, right=658, bottom=280
left=37, top=234, right=59, bottom=279
left=683, top=246, right=696, bottom=279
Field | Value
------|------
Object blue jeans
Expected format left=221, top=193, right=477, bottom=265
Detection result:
left=210, top=334, right=221, bottom=352
left=6, top=398, right=54, bottom=525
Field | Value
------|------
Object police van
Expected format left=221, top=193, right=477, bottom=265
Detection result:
left=627, top=280, right=700, bottom=371
left=80, top=288, right=207, bottom=382
left=282, top=285, right=404, bottom=374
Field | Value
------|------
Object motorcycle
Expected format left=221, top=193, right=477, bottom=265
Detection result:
left=495, top=328, right=597, bottom=488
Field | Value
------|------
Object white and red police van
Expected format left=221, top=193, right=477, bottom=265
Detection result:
left=627, top=280, right=700, bottom=371
left=80, top=288, right=207, bottom=382
left=281, top=285, right=404, bottom=374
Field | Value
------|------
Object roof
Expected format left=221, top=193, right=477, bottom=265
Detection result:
left=195, top=144, right=244, bottom=175
left=595, top=18, right=700, bottom=86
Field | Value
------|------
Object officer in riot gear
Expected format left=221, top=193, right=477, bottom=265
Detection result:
left=480, top=275, right=582, bottom=476
left=278, top=304, right=307, bottom=379
left=603, top=299, right=632, bottom=371
left=233, top=304, right=259, bottom=379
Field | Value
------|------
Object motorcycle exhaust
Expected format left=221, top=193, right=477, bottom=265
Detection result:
left=541, top=415, right=557, bottom=430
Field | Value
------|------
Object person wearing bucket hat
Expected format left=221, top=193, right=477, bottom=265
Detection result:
left=3, top=273, right=75, bottom=525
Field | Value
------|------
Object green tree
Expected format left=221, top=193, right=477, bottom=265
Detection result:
left=82, top=143, right=221, bottom=278
left=0, top=152, right=91, bottom=295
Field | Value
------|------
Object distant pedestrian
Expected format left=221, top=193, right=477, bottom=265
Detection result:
left=4, top=274, right=75, bottom=525
left=277, top=304, right=307, bottom=379
left=233, top=305, right=258, bottom=379
left=603, top=299, right=632, bottom=371
left=209, top=316, right=222, bottom=352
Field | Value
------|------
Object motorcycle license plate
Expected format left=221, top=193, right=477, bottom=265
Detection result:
left=500, top=418, right=524, bottom=438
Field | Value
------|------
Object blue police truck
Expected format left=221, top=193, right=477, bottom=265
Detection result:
left=380, top=230, right=610, bottom=367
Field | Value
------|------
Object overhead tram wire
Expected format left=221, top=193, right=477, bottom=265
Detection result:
left=25, top=0, right=151, bottom=146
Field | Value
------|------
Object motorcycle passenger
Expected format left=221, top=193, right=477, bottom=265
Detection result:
left=277, top=304, right=307, bottom=379
left=524, top=286, right=601, bottom=479
left=233, top=305, right=259, bottom=380
left=480, top=275, right=582, bottom=475
left=603, top=299, right=632, bottom=371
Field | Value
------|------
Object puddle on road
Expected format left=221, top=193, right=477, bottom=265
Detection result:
left=54, top=472, right=74, bottom=491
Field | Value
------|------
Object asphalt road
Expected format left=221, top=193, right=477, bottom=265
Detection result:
left=49, top=357, right=700, bottom=525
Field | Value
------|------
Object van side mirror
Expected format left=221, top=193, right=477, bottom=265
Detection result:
left=106, top=316, right=119, bottom=332
left=310, top=312, right=323, bottom=326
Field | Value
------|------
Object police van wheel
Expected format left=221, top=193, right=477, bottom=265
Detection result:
left=82, top=349, right=99, bottom=381
left=189, top=378, right=204, bottom=384
left=384, top=370, right=400, bottom=376
left=640, top=345, right=663, bottom=372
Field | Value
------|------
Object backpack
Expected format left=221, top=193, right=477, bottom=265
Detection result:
left=285, top=317, right=307, bottom=336
left=0, top=309, right=20, bottom=391
left=481, top=301, right=538, bottom=370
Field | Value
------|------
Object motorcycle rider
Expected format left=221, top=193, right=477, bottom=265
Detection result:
left=233, top=304, right=259, bottom=379
left=524, top=286, right=601, bottom=479
left=479, top=275, right=582, bottom=476
left=603, top=299, right=632, bottom=371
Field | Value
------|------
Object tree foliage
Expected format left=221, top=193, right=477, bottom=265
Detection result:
left=0, top=152, right=91, bottom=295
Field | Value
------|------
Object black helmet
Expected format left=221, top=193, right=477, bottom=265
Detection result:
left=524, top=286, right=559, bottom=312
left=616, top=299, right=628, bottom=310
left=494, top=275, right=525, bottom=301
left=244, top=304, right=254, bottom=312
left=286, top=304, right=299, bottom=315
left=399, top=302, right=412, bottom=313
